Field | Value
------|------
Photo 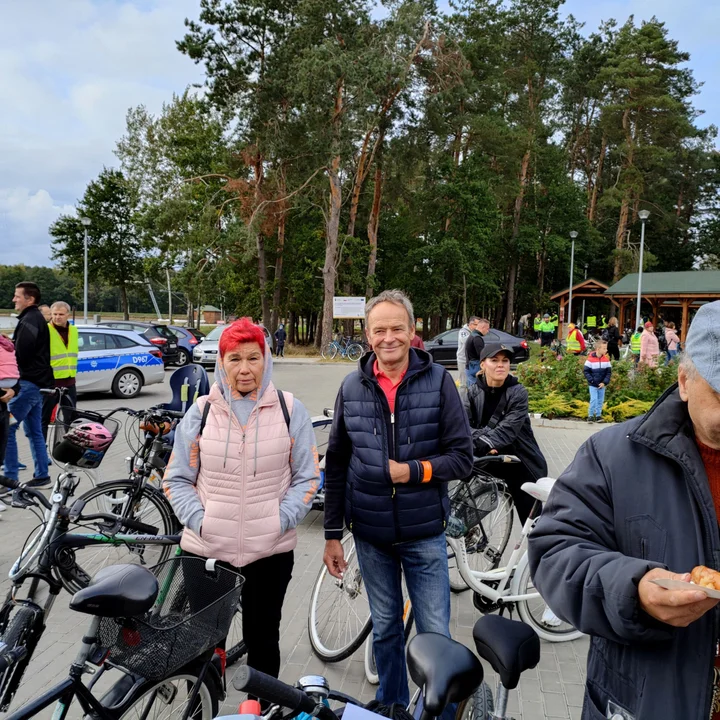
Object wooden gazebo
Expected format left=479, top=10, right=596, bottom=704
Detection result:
left=550, top=278, right=610, bottom=339
left=604, top=271, right=720, bottom=341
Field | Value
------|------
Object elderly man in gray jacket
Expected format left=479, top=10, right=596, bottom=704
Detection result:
left=529, top=300, right=720, bottom=720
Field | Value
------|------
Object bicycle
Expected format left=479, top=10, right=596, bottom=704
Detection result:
left=222, top=612, right=540, bottom=720
left=321, top=336, right=365, bottom=362
left=309, top=408, right=334, bottom=511
left=2, top=557, right=242, bottom=719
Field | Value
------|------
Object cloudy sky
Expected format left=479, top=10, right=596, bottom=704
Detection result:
left=2, top=0, right=719, bottom=268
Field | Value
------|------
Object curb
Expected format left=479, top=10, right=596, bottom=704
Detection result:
left=530, top=417, right=616, bottom=429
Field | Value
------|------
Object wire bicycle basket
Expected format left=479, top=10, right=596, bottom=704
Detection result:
left=97, top=557, right=243, bottom=681
left=50, top=408, right=121, bottom=469
left=447, top=476, right=499, bottom=538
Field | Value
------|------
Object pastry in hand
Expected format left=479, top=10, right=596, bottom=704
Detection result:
left=691, top=565, right=720, bottom=590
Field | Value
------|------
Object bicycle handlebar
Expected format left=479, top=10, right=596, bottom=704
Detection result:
left=0, top=477, right=53, bottom=510
left=473, top=454, right=520, bottom=466
left=233, top=666, right=317, bottom=716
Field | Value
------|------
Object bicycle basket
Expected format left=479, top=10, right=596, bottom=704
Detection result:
left=51, top=408, right=121, bottom=469
left=447, top=476, right=499, bottom=538
left=97, top=557, right=243, bottom=681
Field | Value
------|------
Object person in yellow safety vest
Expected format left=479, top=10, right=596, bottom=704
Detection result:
left=540, top=314, right=556, bottom=347
left=599, top=315, right=608, bottom=330
left=587, top=315, right=597, bottom=330
left=551, top=313, right=559, bottom=329
left=533, top=313, right=542, bottom=340
left=42, top=301, right=79, bottom=438
left=566, top=323, right=586, bottom=355
left=630, top=326, right=643, bottom=364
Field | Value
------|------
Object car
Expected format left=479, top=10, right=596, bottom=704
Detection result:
left=167, top=326, right=206, bottom=367
left=97, top=321, right=180, bottom=365
left=425, top=327, right=530, bottom=368
left=75, top=326, right=165, bottom=398
left=193, top=324, right=274, bottom=367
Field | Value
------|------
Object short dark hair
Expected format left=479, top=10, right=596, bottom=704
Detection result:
left=468, top=316, right=481, bottom=324
left=15, top=282, right=41, bottom=305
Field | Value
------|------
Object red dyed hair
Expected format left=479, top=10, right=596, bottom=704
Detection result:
left=218, top=317, right=266, bottom=357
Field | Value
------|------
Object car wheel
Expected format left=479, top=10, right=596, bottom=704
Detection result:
left=111, top=368, right=143, bottom=398
left=176, top=349, right=190, bottom=366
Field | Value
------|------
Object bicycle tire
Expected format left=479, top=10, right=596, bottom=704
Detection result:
left=515, top=557, right=583, bottom=643
left=0, top=605, right=40, bottom=712
left=364, top=604, right=414, bottom=685
left=225, top=600, right=247, bottom=667
left=112, top=666, right=220, bottom=719
left=455, top=680, right=494, bottom=720
left=57, top=480, right=178, bottom=595
left=346, top=343, right=364, bottom=362
left=308, top=534, right=372, bottom=662
left=321, top=342, right=339, bottom=360
left=449, top=486, right=514, bottom=593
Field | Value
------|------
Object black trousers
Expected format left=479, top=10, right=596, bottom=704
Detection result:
left=607, top=343, right=620, bottom=361
left=492, top=463, right=537, bottom=526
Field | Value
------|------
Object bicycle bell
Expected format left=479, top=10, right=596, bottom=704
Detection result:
left=298, top=675, right=330, bottom=699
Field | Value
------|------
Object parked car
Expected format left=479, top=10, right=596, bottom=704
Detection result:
left=76, top=326, right=165, bottom=398
left=193, top=324, right=273, bottom=367
left=425, top=327, right=530, bottom=368
left=98, top=321, right=180, bottom=365
left=167, top=326, right=206, bottom=367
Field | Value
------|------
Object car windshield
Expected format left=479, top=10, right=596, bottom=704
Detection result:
left=205, top=326, right=227, bottom=341
left=154, top=325, right=176, bottom=339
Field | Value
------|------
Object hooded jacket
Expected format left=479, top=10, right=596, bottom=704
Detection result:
left=529, top=386, right=720, bottom=719
left=323, top=348, right=473, bottom=545
left=162, top=348, right=319, bottom=567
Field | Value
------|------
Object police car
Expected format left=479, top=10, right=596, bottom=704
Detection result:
left=76, top=326, right=165, bottom=398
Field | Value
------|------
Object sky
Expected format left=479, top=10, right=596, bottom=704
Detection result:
left=1, top=0, right=719, bottom=268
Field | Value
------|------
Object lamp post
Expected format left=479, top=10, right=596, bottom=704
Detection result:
left=635, top=210, right=650, bottom=331
left=568, top=231, right=578, bottom=328
left=80, top=217, right=91, bottom=324
left=581, top=264, right=588, bottom=330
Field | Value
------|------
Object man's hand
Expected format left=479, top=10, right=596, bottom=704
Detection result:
left=0, top=388, right=15, bottom=403
left=323, top=539, right=347, bottom=579
left=638, top=568, right=719, bottom=627
left=388, top=459, right=410, bottom=484
left=488, top=449, right=498, bottom=455
left=598, top=383, right=605, bottom=389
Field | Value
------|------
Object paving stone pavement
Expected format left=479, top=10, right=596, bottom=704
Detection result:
left=0, top=364, right=600, bottom=719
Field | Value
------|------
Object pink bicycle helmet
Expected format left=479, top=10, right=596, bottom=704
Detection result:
left=65, top=421, right=114, bottom=451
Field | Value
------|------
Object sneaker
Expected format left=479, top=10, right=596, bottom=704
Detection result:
left=585, top=416, right=594, bottom=423
left=26, top=476, right=51, bottom=488
left=541, top=605, right=562, bottom=627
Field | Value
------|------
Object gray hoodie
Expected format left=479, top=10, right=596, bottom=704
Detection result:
left=163, top=348, right=319, bottom=539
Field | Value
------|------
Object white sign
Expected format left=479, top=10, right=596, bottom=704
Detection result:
left=333, top=296, right=366, bottom=319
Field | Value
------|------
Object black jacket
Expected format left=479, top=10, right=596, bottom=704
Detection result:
left=464, top=376, right=547, bottom=482
left=324, top=349, right=473, bottom=545
left=465, top=330, right=485, bottom=363
left=603, top=325, right=621, bottom=345
left=13, top=305, right=53, bottom=388
left=274, top=327, right=286, bottom=344
left=529, top=386, right=720, bottom=719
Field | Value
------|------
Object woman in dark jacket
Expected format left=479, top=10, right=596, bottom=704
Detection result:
left=464, top=344, right=548, bottom=524
left=603, top=317, right=621, bottom=361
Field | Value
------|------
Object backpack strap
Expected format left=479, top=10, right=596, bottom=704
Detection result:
left=486, top=389, right=510, bottom=430
left=198, top=398, right=211, bottom=437
left=277, top=390, right=292, bottom=434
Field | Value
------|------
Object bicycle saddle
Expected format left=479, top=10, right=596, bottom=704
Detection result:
left=472, top=615, right=540, bottom=690
left=406, top=633, right=483, bottom=716
left=69, top=564, right=159, bottom=618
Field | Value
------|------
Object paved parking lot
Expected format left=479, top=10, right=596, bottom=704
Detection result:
left=0, top=362, right=598, bottom=719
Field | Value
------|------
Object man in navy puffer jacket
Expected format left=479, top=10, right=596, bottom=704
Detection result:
left=323, top=289, right=473, bottom=707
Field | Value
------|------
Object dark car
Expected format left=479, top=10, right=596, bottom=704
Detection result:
left=98, top=321, right=181, bottom=365
left=425, top=328, right=530, bottom=368
left=168, top=326, right=206, bottom=367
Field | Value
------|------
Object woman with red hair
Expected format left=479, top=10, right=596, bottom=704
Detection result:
left=163, top=317, right=319, bottom=682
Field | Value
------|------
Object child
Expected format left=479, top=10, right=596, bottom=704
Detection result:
left=583, top=339, right=611, bottom=422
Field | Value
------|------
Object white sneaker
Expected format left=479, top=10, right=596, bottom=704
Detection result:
left=541, top=605, right=562, bottom=627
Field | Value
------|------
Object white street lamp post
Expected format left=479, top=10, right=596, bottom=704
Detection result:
left=635, top=211, right=650, bottom=331
left=80, top=217, right=91, bottom=324
left=568, top=231, right=578, bottom=328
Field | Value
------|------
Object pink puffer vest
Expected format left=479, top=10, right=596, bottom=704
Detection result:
left=180, top=382, right=296, bottom=568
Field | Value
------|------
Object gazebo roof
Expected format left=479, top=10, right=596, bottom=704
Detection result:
left=605, top=271, right=720, bottom=296
left=201, top=305, right=222, bottom=312
left=550, top=278, right=609, bottom=301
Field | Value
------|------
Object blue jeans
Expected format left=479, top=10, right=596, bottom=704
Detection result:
left=5, top=381, right=48, bottom=481
left=466, top=360, right=480, bottom=386
left=666, top=349, right=678, bottom=365
left=588, top=385, right=605, bottom=418
left=355, top=533, right=451, bottom=707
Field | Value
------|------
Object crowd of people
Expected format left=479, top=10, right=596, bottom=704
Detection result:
left=6, top=278, right=720, bottom=720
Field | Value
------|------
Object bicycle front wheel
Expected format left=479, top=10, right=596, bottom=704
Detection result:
left=114, top=668, right=219, bottom=719
left=308, top=534, right=372, bottom=662
left=57, top=480, right=178, bottom=594
left=455, top=681, right=494, bottom=720
left=346, top=343, right=364, bottom=362
left=225, top=599, right=247, bottom=667
left=321, top=342, right=339, bottom=360
left=364, top=601, right=414, bottom=685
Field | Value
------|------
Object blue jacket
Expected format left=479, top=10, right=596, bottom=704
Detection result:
left=529, top=386, right=720, bottom=719
left=583, top=352, right=611, bottom=387
left=324, top=349, right=473, bottom=545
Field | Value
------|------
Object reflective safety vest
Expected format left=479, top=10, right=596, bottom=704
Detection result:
left=587, top=316, right=597, bottom=328
left=551, top=314, right=559, bottom=328
left=533, top=316, right=541, bottom=331
left=630, top=332, right=642, bottom=354
left=539, top=321, right=555, bottom=334
left=48, top=323, right=79, bottom=379
left=567, top=329, right=582, bottom=353
left=599, top=316, right=608, bottom=329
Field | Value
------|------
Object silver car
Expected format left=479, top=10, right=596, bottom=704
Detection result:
left=193, top=324, right=273, bottom=367
left=76, top=326, right=165, bottom=398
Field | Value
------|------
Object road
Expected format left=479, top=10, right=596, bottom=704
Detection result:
left=1, top=362, right=598, bottom=719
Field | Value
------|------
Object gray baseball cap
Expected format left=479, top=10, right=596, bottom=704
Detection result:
left=685, top=301, right=720, bottom=392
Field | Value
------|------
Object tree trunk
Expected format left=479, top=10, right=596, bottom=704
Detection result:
left=288, top=309, right=296, bottom=345
left=315, top=311, right=323, bottom=349
left=588, top=134, right=607, bottom=224
left=614, top=190, right=631, bottom=281
left=347, top=129, right=373, bottom=238
left=366, top=144, right=384, bottom=298
left=271, top=190, right=287, bottom=332
left=251, top=154, right=271, bottom=328
left=120, top=284, right=129, bottom=320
